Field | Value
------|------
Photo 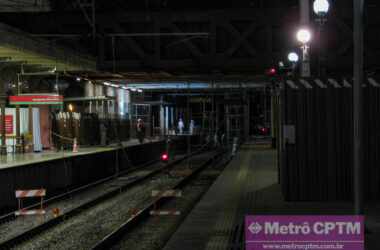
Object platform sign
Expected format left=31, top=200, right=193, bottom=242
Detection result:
left=245, top=216, right=364, bottom=250
left=9, top=94, right=63, bottom=105
left=0, top=115, right=13, bottom=135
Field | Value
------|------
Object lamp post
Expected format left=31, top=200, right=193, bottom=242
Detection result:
left=313, top=0, right=330, bottom=76
left=297, top=29, right=311, bottom=77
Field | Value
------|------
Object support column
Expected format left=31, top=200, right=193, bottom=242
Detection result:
left=225, top=93, right=230, bottom=143
left=211, top=94, right=215, bottom=134
left=271, top=89, right=277, bottom=147
left=244, top=91, right=250, bottom=140
left=202, top=98, right=206, bottom=132
left=171, top=107, right=174, bottom=129
left=353, top=0, right=364, bottom=216
left=125, top=90, right=131, bottom=119
left=89, top=101, right=92, bottom=113
left=28, top=105, right=34, bottom=151
left=216, top=100, right=219, bottom=133
left=15, top=105, right=21, bottom=153
left=165, top=106, right=170, bottom=135
left=160, top=105, right=165, bottom=136
left=0, top=81, right=6, bottom=155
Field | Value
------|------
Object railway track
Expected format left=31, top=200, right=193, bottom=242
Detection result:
left=95, top=151, right=230, bottom=250
left=0, top=148, right=218, bottom=249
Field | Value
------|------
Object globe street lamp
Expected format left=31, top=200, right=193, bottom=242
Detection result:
left=297, top=29, right=311, bottom=44
left=313, top=0, right=330, bottom=18
left=288, top=52, right=299, bottom=63
left=296, top=28, right=311, bottom=77
left=288, top=52, right=299, bottom=75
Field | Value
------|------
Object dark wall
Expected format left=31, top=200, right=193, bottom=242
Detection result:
left=280, top=76, right=380, bottom=201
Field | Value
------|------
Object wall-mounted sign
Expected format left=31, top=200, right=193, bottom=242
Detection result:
left=245, top=216, right=364, bottom=250
left=9, top=94, right=63, bottom=105
left=0, top=115, right=14, bottom=135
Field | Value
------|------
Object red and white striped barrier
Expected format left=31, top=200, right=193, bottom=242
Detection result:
left=149, top=210, right=181, bottom=216
left=15, top=209, right=46, bottom=216
left=150, top=189, right=182, bottom=216
left=151, top=190, right=182, bottom=198
left=15, top=189, right=46, bottom=198
left=15, top=189, right=46, bottom=216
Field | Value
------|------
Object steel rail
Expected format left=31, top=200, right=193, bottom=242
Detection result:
left=0, top=148, right=209, bottom=249
left=91, top=150, right=224, bottom=249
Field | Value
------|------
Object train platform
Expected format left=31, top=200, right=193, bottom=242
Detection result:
left=0, top=138, right=161, bottom=170
left=0, top=138, right=168, bottom=211
left=163, top=143, right=380, bottom=250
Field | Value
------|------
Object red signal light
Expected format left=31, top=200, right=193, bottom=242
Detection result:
left=260, top=127, right=269, bottom=134
left=266, top=68, right=277, bottom=76
left=161, top=153, right=169, bottom=161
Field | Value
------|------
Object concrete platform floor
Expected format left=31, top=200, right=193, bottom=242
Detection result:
left=164, top=144, right=380, bottom=250
left=0, top=137, right=160, bottom=170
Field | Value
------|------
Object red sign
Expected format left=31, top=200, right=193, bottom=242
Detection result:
left=9, top=95, right=63, bottom=105
left=0, top=115, right=14, bottom=135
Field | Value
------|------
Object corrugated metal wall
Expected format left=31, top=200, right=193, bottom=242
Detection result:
left=280, top=77, right=380, bottom=201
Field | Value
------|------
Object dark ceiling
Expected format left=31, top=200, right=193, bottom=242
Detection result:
left=50, top=0, right=299, bottom=11
left=0, top=0, right=379, bottom=78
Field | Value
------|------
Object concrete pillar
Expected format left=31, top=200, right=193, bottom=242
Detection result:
left=160, top=105, right=165, bottom=136
left=244, top=91, right=250, bottom=140
left=225, top=93, right=230, bottom=143
left=202, top=98, right=206, bottom=131
left=215, top=100, right=219, bottom=133
left=89, top=101, right=92, bottom=113
left=353, top=0, right=365, bottom=215
left=28, top=105, right=34, bottom=151
left=125, top=90, right=131, bottom=119
left=0, top=81, right=6, bottom=155
left=15, top=105, right=21, bottom=153
left=271, top=90, right=278, bottom=148
left=165, top=106, right=169, bottom=135
left=170, top=107, right=174, bottom=129
left=271, top=92, right=275, bottom=138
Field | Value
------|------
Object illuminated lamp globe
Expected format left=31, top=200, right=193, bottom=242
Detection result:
left=288, top=52, right=299, bottom=63
left=296, top=29, right=311, bottom=44
left=313, top=0, right=330, bottom=16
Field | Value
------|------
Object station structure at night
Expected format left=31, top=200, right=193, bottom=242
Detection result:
left=0, top=1, right=378, bottom=249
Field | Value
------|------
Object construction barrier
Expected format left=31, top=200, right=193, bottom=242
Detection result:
left=15, top=189, right=46, bottom=216
left=150, top=189, right=182, bottom=216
